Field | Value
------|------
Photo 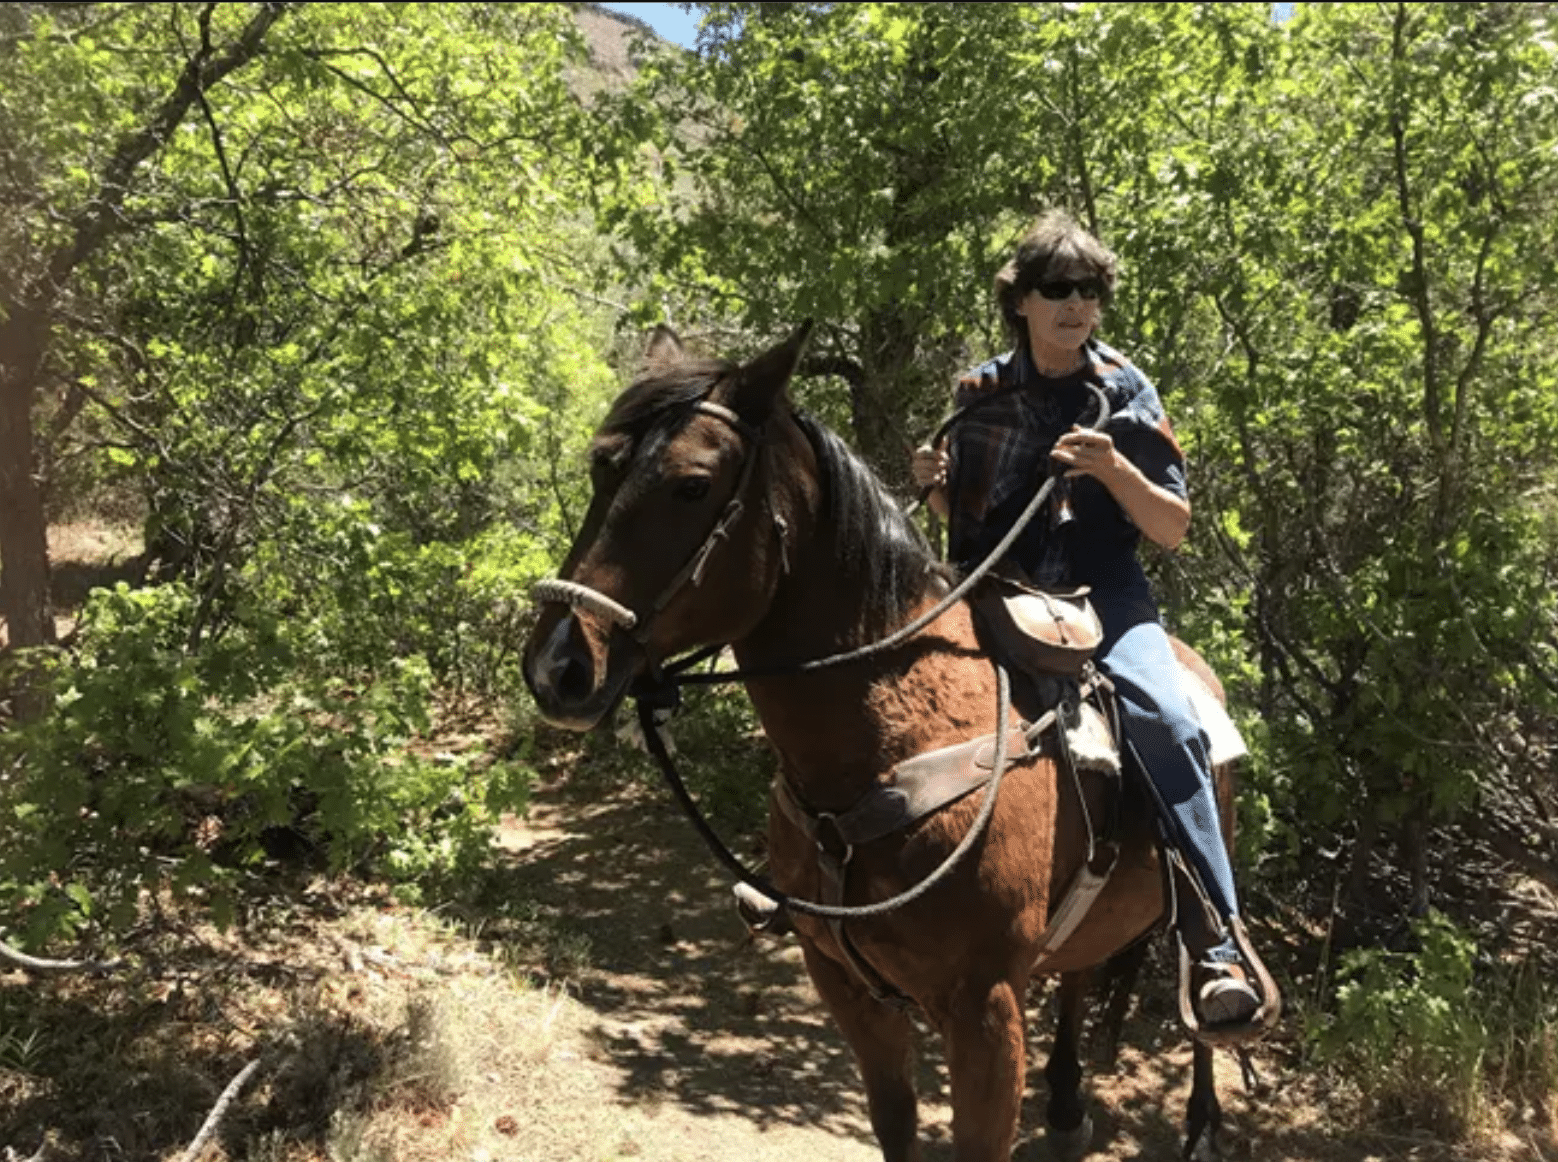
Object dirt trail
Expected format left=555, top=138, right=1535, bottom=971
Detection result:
left=486, top=766, right=1446, bottom=1162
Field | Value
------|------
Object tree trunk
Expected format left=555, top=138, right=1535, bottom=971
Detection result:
left=853, top=310, right=921, bottom=492
left=1400, top=801, right=1432, bottom=918
left=1344, top=796, right=1378, bottom=907
left=0, top=307, right=55, bottom=654
left=849, top=371, right=912, bottom=491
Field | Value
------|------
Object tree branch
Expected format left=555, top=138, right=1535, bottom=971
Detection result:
left=800, top=354, right=865, bottom=391
left=192, top=57, right=252, bottom=313
left=0, top=4, right=134, bottom=48
left=1208, top=515, right=1333, bottom=721
left=1388, top=1, right=1442, bottom=457
left=2, top=1136, right=54, bottom=1162
left=0, top=936, right=121, bottom=974
left=67, top=376, right=167, bottom=454
left=742, top=141, right=834, bottom=246
left=44, top=2, right=292, bottom=295
left=180, top=1059, right=262, bottom=1162
left=301, top=47, right=452, bottom=146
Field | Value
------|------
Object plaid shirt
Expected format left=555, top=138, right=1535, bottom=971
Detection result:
left=945, top=339, right=1187, bottom=592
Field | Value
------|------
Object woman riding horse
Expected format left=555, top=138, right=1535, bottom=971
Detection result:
left=912, top=209, right=1268, bottom=1035
left=524, top=298, right=1277, bottom=1158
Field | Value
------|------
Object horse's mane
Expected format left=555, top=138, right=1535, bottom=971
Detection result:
left=598, top=362, right=946, bottom=640
left=791, top=411, right=949, bottom=639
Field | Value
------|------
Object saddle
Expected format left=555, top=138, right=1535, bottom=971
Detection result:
left=739, top=574, right=1121, bottom=1000
left=739, top=573, right=1279, bottom=1041
left=972, top=570, right=1248, bottom=769
left=974, top=575, right=1279, bottom=1045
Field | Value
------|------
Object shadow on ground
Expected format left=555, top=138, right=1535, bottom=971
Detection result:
left=483, top=762, right=881, bottom=1151
left=476, top=748, right=1440, bottom=1162
left=50, top=556, right=145, bottom=614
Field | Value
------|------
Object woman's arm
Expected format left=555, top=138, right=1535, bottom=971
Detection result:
left=1051, top=426, right=1190, bottom=550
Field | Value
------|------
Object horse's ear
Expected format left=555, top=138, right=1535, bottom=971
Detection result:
left=722, top=320, right=813, bottom=420
left=641, top=325, right=686, bottom=370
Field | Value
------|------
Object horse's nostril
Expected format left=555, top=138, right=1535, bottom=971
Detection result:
left=554, top=655, right=593, bottom=704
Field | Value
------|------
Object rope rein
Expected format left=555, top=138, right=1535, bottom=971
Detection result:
left=542, top=379, right=1113, bottom=923
left=642, top=664, right=1044, bottom=920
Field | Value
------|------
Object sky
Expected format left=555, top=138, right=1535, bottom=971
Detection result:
left=597, top=3, right=702, bottom=49
left=596, top=2, right=1294, bottom=52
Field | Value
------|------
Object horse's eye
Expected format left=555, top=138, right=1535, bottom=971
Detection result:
left=674, top=477, right=712, bottom=502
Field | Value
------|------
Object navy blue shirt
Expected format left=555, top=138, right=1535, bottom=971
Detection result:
left=945, top=339, right=1186, bottom=600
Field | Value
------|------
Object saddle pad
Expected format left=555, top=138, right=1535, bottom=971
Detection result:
left=1179, top=663, right=1249, bottom=767
left=1066, top=702, right=1119, bottom=774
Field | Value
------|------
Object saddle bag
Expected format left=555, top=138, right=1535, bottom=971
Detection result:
left=973, top=573, right=1104, bottom=676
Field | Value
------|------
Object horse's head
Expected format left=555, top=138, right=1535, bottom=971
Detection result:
left=522, top=323, right=813, bottom=731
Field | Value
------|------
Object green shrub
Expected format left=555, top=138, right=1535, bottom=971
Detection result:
left=243, top=500, right=557, bottom=702
left=658, top=682, right=774, bottom=834
left=0, top=583, right=530, bottom=948
left=1310, top=910, right=1488, bottom=1137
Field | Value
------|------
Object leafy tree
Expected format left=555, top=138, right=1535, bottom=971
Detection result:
left=1143, top=2, right=1558, bottom=904
left=0, top=2, right=621, bottom=944
left=602, top=1, right=1558, bottom=910
left=598, top=2, right=1080, bottom=482
left=1, top=3, right=292, bottom=657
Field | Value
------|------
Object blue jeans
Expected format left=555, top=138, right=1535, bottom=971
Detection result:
left=1091, top=591, right=1241, bottom=953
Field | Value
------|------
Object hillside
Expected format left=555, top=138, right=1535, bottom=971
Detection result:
left=571, top=4, right=673, bottom=97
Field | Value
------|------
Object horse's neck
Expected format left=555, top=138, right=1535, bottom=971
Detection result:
left=734, top=553, right=993, bottom=814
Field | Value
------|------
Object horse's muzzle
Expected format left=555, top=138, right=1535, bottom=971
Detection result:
left=522, top=609, right=638, bottom=731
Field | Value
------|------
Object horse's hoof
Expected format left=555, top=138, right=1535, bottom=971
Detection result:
left=1046, top=1112, right=1093, bottom=1161
left=1183, top=1127, right=1220, bottom=1162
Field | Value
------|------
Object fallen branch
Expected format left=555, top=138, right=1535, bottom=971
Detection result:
left=0, top=937, right=121, bottom=975
left=1466, top=816, right=1558, bottom=897
left=181, top=1059, right=262, bottom=1162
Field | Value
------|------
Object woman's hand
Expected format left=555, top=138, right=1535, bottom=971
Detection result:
left=911, top=444, right=949, bottom=489
left=1051, top=424, right=1191, bottom=549
left=1050, top=425, right=1122, bottom=482
left=910, top=444, right=950, bottom=518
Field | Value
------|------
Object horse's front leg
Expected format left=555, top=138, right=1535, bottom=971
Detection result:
left=1183, top=1040, right=1222, bottom=1160
left=800, top=938, right=921, bottom=1162
left=1043, top=971, right=1093, bottom=1161
left=944, top=974, right=1026, bottom=1162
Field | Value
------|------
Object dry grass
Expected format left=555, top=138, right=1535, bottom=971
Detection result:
left=0, top=888, right=637, bottom=1162
left=47, top=522, right=142, bottom=570
left=0, top=522, right=144, bottom=647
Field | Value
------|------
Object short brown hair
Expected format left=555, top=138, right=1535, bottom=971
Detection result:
left=993, top=211, right=1118, bottom=349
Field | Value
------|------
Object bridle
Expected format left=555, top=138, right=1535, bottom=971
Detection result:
left=531, top=398, right=768, bottom=647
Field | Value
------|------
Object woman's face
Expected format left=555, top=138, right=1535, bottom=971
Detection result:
left=1015, top=264, right=1104, bottom=364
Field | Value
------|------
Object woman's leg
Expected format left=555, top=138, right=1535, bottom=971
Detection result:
left=1094, top=615, right=1239, bottom=936
left=1091, top=598, right=1264, bottom=1031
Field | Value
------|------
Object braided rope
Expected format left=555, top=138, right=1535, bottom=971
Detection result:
left=531, top=578, right=638, bottom=632
left=640, top=663, right=1028, bottom=921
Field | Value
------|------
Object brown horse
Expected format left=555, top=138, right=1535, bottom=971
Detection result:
left=523, top=324, right=1244, bottom=1161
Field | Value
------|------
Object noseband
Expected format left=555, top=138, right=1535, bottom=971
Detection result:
left=531, top=398, right=767, bottom=645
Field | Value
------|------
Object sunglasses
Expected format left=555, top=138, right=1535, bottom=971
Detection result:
left=1034, top=278, right=1106, bottom=302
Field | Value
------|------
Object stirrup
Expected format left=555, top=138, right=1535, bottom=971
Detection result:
left=733, top=882, right=792, bottom=937
left=1175, top=916, right=1281, bottom=1048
